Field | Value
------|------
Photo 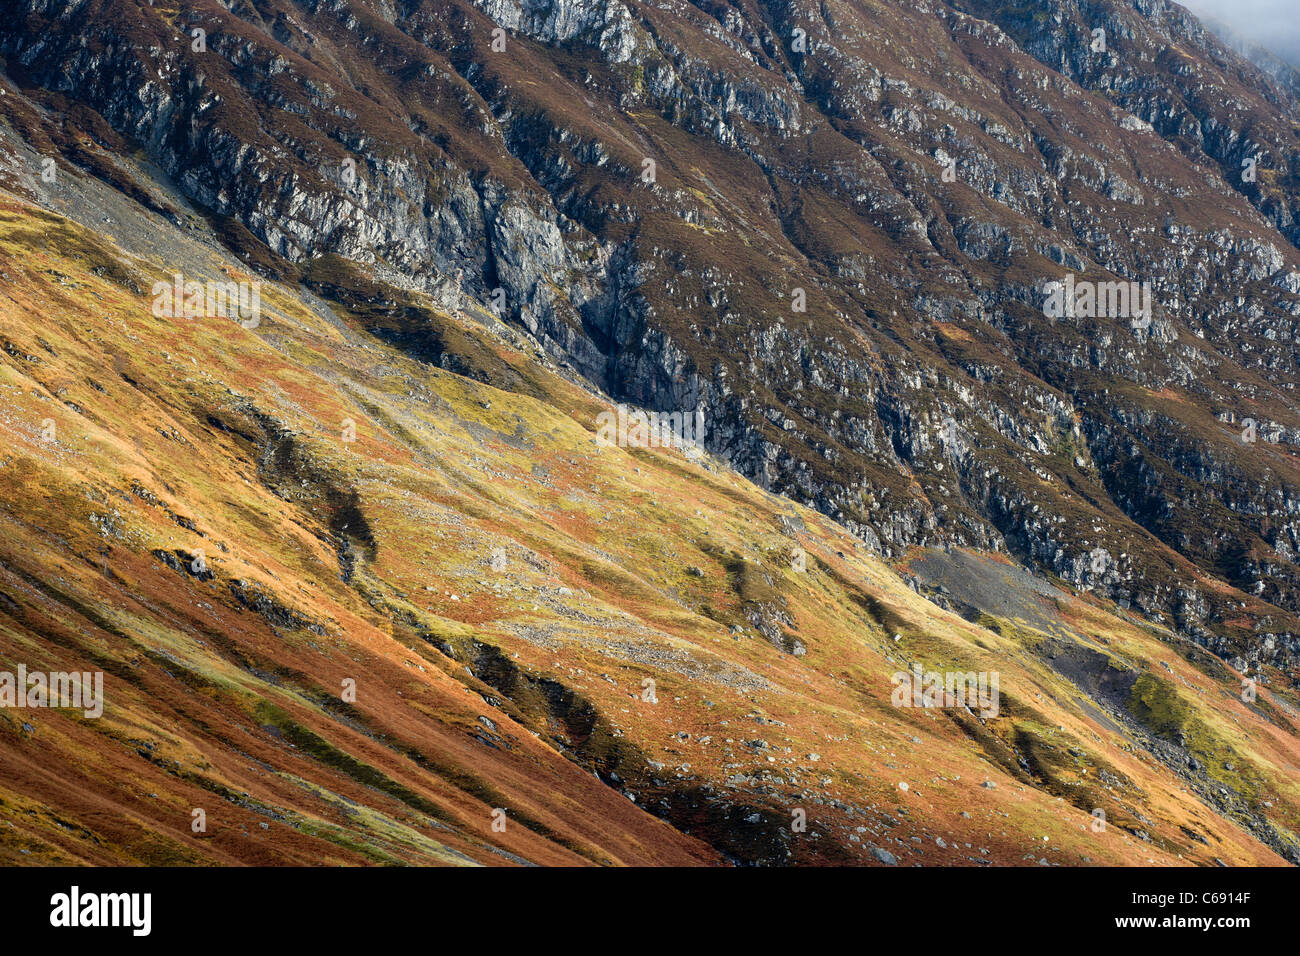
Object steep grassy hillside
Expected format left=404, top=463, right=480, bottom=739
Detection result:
left=8, top=0, right=1300, bottom=677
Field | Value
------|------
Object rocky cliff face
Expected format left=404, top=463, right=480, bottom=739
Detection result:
left=6, top=0, right=1300, bottom=682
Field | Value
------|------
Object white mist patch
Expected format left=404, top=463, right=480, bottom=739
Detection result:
left=1182, top=0, right=1300, bottom=65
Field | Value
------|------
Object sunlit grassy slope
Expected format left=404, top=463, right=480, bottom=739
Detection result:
left=0, top=194, right=1297, bottom=865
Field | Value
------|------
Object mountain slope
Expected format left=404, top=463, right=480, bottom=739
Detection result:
left=0, top=0, right=1299, bottom=865
left=7, top=0, right=1300, bottom=679
left=0, top=114, right=1297, bottom=863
